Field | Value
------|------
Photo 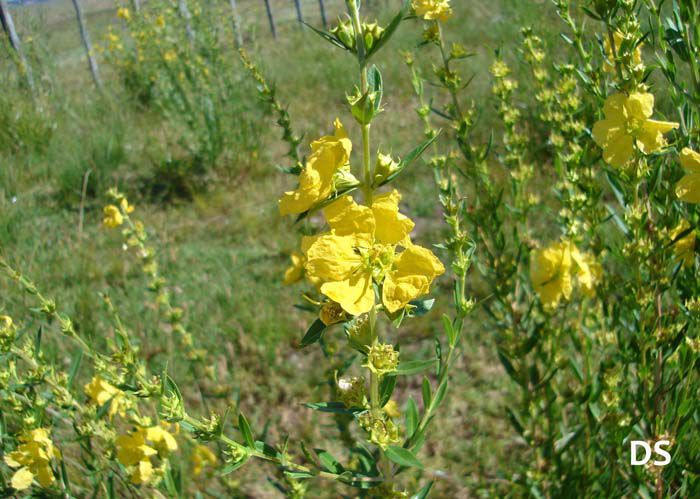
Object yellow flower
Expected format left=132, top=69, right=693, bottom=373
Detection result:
left=164, top=50, right=177, bottom=62
left=84, top=376, right=127, bottom=417
left=103, top=205, right=123, bottom=228
left=305, top=192, right=444, bottom=315
left=530, top=240, right=573, bottom=308
left=603, top=32, right=643, bottom=73
left=4, top=428, right=58, bottom=490
left=279, top=119, right=354, bottom=216
left=670, top=220, right=695, bottom=267
left=675, top=148, right=700, bottom=203
left=116, top=430, right=158, bottom=484
left=592, top=92, right=678, bottom=167
left=117, top=7, right=131, bottom=21
left=145, top=424, right=178, bottom=457
left=412, top=0, right=452, bottom=21
left=191, top=444, right=217, bottom=476
left=155, top=15, right=166, bottom=28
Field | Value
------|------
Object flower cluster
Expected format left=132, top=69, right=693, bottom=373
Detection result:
left=412, top=0, right=453, bottom=22
left=115, top=423, right=178, bottom=485
left=4, top=428, right=58, bottom=491
left=530, top=240, right=600, bottom=308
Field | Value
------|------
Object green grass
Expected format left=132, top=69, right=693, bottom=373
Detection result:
left=0, top=0, right=571, bottom=496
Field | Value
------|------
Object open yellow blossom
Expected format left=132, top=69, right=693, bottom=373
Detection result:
left=279, top=119, right=353, bottom=216
left=191, top=444, right=217, bottom=476
left=4, top=428, right=58, bottom=490
left=164, top=50, right=177, bottom=63
left=412, top=0, right=452, bottom=21
left=530, top=240, right=573, bottom=308
left=604, top=32, right=643, bottom=73
left=304, top=192, right=444, bottom=315
left=670, top=220, right=695, bottom=267
left=103, top=205, right=123, bottom=228
left=84, top=375, right=127, bottom=417
left=592, top=93, right=678, bottom=167
left=116, top=430, right=158, bottom=484
left=675, top=148, right=700, bottom=203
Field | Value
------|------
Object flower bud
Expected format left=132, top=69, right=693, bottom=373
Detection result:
left=320, top=302, right=346, bottom=326
left=364, top=343, right=399, bottom=375
left=374, top=153, right=400, bottom=185
left=347, top=87, right=382, bottom=125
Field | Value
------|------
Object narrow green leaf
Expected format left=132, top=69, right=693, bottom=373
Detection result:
left=218, top=454, right=250, bottom=475
left=411, top=481, right=434, bottom=499
left=405, top=397, right=419, bottom=438
left=304, top=402, right=360, bottom=414
left=378, top=132, right=440, bottom=186
left=316, top=449, right=344, bottom=473
left=421, top=377, right=432, bottom=408
left=238, top=414, right=255, bottom=448
left=299, top=319, right=326, bottom=348
left=392, top=358, right=437, bottom=376
left=366, top=1, right=409, bottom=60
left=385, top=445, right=423, bottom=469
left=432, top=380, right=448, bottom=409
left=301, top=22, right=347, bottom=50
left=379, top=375, right=397, bottom=406
left=67, top=350, right=83, bottom=388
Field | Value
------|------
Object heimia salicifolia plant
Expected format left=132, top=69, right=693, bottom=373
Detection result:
left=0, top=1, right=468, bottom=497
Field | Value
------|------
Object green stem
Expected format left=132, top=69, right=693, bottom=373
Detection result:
left=347, top=0, right=373, bottom=203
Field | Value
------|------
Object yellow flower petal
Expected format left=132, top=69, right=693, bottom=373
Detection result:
left=305, top=234, right=362, bottom=282
left=636, top=120, right=678, bottom=154
left=626, top=92, right=654, bottom=119
left=530, top=241, right=573, bottom=307
left=146, top=425, right=178, bottom=455
left=11, top=467, right=34, bottom=491
left=670, top=221, right=695, bottom=267
left=383, top=245, right=445, bottom=313
left=34, top=464, right=55, bottom=488
left=321, top=272, right=375, bottom=315
left=130, top=459, right=154, bottom=485
left=681, top=148, right=700, bottom=173
left=676, top=173, right=700, bottom=203
left=602, top=130, right=634, bottom=168
left=602, top=93, right=628, bottom=117
left=283, top=252, right=304, bottom=285
left=371, top=190, right=415, bottom=245
left=279, top=120, right=352, bottom=215
left=323, top=196, right=375, bottom=237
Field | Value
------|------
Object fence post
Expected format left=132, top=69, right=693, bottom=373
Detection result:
left=178, top=0, right=195, bottom=42
left=262, top=0, right=277, bottom=38
left=293, top=0, right=303, bottom=24
left=318, top=0, right=327, bottom=29
left=0, top=0, right=35, bottom=92
left=229, top=0, right=243, bottom=47
left=71, top=0, right=102, bottom=89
